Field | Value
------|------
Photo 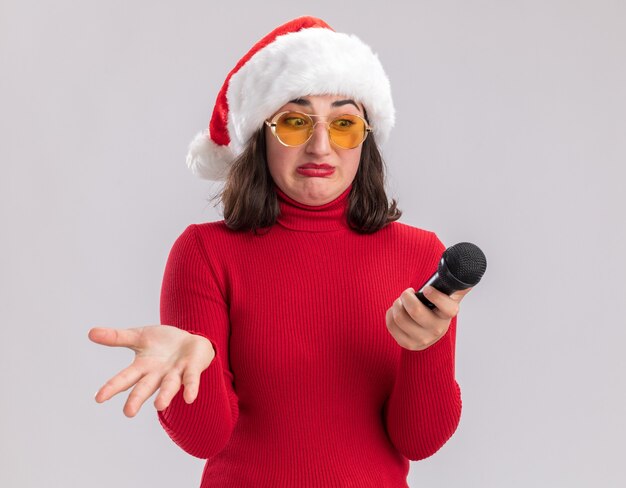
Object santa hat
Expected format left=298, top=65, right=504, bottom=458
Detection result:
left=186, top=16, right=395, bottom=181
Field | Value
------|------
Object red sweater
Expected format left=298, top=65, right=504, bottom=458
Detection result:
left=158, top=185, right=462, bottom=487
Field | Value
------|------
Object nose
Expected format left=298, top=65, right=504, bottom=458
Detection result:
left=305, top=121, right=332, bottom=156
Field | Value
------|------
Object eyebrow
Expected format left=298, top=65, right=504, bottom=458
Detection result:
left=288, top=98, right=361, bottom=111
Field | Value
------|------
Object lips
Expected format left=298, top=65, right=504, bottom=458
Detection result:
left=298, top=163, right=334, bottom=170
left=296, top=163, right=335, bottom=178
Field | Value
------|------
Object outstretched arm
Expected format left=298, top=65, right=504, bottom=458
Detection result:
left=156, top=224, right=239, bottom=459
left=89, top=224, right=238, bottom=459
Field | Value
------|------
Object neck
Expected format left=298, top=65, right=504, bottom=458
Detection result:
left=275, top=185, right=352, bottom=232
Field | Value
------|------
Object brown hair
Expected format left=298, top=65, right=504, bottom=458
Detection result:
left=217, top=128, right=402, bottom=234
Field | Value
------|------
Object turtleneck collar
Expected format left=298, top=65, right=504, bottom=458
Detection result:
left=275, top=184, right=352, bottom=232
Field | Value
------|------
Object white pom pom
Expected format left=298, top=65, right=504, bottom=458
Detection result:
left=185, top=130, right=235, bottom=181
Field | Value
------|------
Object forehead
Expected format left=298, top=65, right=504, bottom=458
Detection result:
left=281, top=95, right=364, bottom=113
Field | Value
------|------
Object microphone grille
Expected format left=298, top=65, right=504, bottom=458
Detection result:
left=443, top=242, right=487, bottom=286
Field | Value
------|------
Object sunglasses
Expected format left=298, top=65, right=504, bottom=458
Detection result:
left=264, top=111, right=372, bottom=149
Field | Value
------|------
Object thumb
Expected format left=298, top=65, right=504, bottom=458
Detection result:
left=88, top=327, right=141, bottom=349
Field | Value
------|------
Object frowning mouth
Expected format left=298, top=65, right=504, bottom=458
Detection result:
left=298, top=163, right=334, bottom=170
left=296, top=163, right=335, bottom=177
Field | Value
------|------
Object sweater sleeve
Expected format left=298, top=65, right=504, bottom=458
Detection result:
left=383, top=232, right=462, bottom=461
left=157, top=224, right=239, bottom=459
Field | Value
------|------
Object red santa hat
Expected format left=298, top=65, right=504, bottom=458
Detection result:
left=186, top=16, right=395, bottom=180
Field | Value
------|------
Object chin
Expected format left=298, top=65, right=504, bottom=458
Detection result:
left=282, top=177, right=348, bottom=205
left=303, top=187, right=343, bottom=205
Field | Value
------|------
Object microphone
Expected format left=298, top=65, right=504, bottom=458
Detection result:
left=416, top=242, right=487, bottom=310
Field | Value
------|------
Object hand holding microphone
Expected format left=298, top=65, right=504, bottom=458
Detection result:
left=385, top=242, right=487, bottom=351
left=415, top=242, right=487, bottom=310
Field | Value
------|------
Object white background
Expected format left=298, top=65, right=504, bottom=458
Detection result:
left=1, top=1, right=624, bottom=486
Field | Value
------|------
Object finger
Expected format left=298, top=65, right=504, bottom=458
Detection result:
left=181, top=364, right=206, bottom=404
left=398, top=290, right=450, bottom=337
left=123, top=373, right=162, bottom=418
left=392, top=296, right=423, bottom=334
left=385, top=307, right=415, bottom=348
left=398, top=290, right=433, bottom=328
left=154, top=371, right=183, bottom=411
left=179, top=337, right=215, bottom=404
left=450, top=287, right=473, bottom=302
left=386, top=306, right=442, bottom=351
left=88, top=327, right=141, bottom=349
left=421, top=286, right=459, bottom=319
left=95, top=365, right=143, bottom=403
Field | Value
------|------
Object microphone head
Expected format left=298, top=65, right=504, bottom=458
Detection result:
left=442, top=242, right=487, bottom=286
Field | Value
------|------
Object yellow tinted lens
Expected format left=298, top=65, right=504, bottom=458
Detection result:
left=329, top=115, right=366, bottom=148
left=274, top=112, right=313, bottom=146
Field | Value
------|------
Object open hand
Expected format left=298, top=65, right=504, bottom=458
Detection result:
left=88, top=325, right=215, bottom=417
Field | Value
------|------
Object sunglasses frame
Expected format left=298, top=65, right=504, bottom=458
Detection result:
left=264, top=111, right=373, bottom=149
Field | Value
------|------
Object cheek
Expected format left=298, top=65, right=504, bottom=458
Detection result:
left=265, top=130, right=285, bottom=177
left=265, top=143, right=294, bottom=184
left=346, top=149, right=362, bottom=176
